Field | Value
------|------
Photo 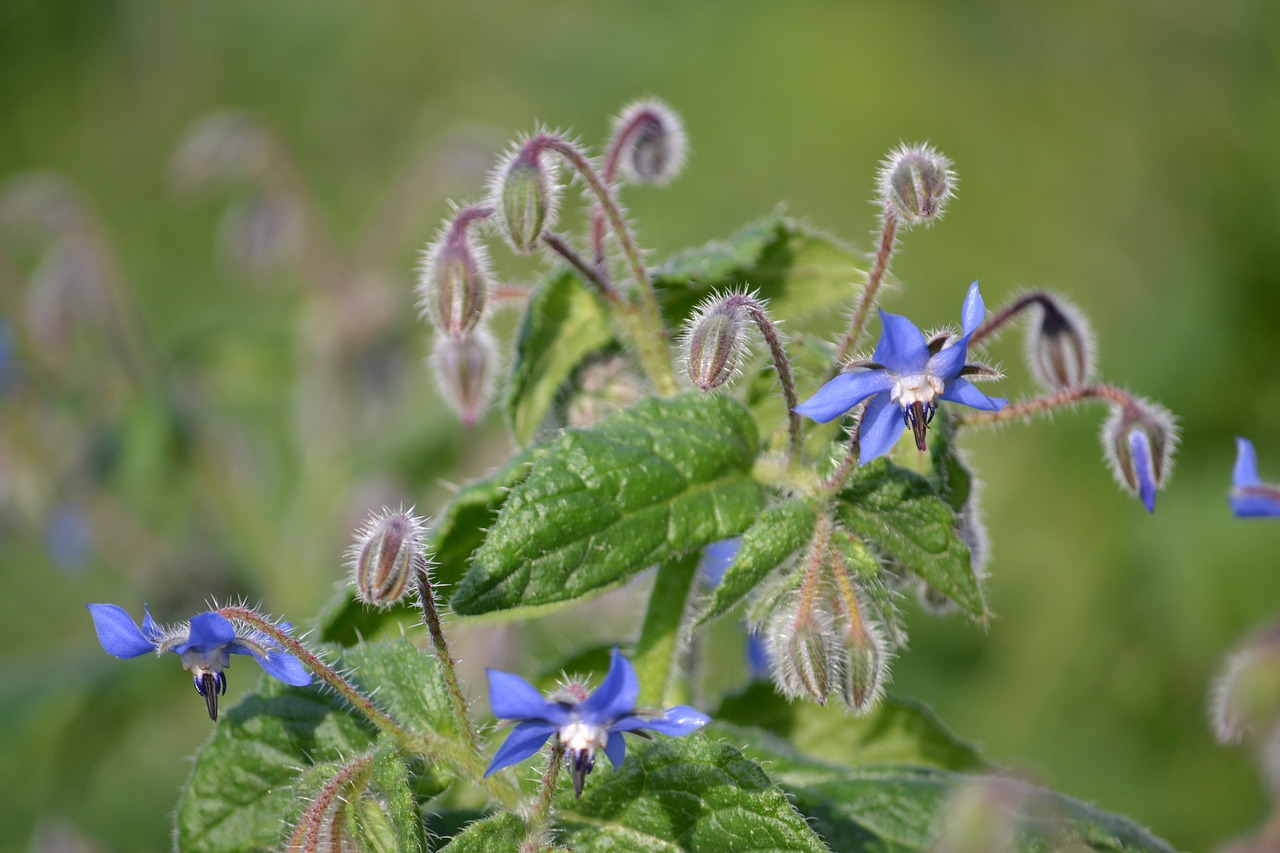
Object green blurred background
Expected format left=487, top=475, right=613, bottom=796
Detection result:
left=2, top=1, right=1278, bottom=850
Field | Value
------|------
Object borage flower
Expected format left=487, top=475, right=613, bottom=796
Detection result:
left=484, top=647, right=710, bottom=797
left=796, top=281, right=1006, bottom=464
left=87, top=603, right=311, bottom=720
left=1231, top=437, right=1280, bottom=518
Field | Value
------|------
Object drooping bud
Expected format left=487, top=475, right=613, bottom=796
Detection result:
left=828, top=562, right=893, bottom=713
left=217, top=191, right=303, bottom=277
left=416, top=205, right=493, bottom=338
left=767, top=598, right=838, bottom=704
left=491, top=138, right=559, bottom=254
left=877, top=142, right=956, bottom=228
left=610, top=99, right=688, bottom=186
left=347, top=508, right=430, bottom=608
left=169, top=110, right=273, bottom=192
left=1026, top=294, right=1094, bottom=390
left=1101, top=398, right=1177, bottom=513
left=430, top=325, right=497, bottom=427
left=681, top=293, right=750, bottom=391
left=1210, top=624, right=1280, bottom=745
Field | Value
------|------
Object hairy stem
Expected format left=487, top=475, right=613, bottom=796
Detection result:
left=542, top=231, right=622, bottom=303
left=720, top=293, right=804, bottom=466
left=951, top=383, right=1139, bottom=427
left=832, top=211, right=898, bottom=374
left=632, top=550, right=702, bottom=707
left=520, top=742, right=565, bottom=853
left=414, top=566, right=481, bottom=756
left=286, top=750, right=375, bottom=851
left=968, top=290, right=1055, bottom=348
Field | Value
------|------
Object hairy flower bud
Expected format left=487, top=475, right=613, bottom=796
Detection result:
left=218, top=191, right=303, bottom=277
left=491, top=140, right=558, bottom=253
left=828, top=571, right=893, bottom=713
left=1026, top=294, right=1094, bottom=390
left=1211, top=624, right=1280, bottom=745
left=611, top=99, right=688, bottom=186
left=169, top=110, right=273, bottom=192
left=416, top=206, right=492, bottom=338
left=430, top=326, right=497, bottom=427
left=682, top=294, right=749, bottom=391
left=347, top=508, right=429, bottom=608
left=1102, top=398, right=1177, bottom=513
left=878, top=142, right=955, bottom=227
left=767, top=600, right=838, bottom=704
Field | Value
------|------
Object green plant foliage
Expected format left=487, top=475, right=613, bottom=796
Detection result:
left=451, top=393, right=763, bottom=615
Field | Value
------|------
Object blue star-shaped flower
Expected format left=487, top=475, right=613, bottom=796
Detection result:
left=796, top=281, right=1007, bottom=464
left=484, top=647, right=710, bottom=797
left=87, top=603, right=312, bottom=720
left=1232, top=437, right=1280, bottom=517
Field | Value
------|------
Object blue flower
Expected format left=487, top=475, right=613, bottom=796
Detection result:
left=484, top=647, right=710, bottom=797
left=87, top=603, right=312, bottom=720
left=796, top=281, right=1006, bottom=464
left=1232, top=437, right=1280, bottom=518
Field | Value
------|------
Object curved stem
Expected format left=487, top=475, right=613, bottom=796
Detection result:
left=832, top=211, right=898, bottom=375
left=820, top=407, right=868, bottom=496
left=520, top=742, right=565, bottom=853
left=968, top=290, right=1054, bottom=348
left=951, top=383, right=1139, bottom=428
left=414, top=566, right=481, bottom=758
left=720, top=293, right=803, bottom=466
left=542, top=232, right=621, bottom=303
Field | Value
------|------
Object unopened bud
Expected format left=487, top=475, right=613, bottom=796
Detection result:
left=1102, top=398, right=1177, bottom=513
left=348, top=508, right=429, bottom=608
left=491, top=140, right=558, bottom=253
left=878, top=142, right=955, bottom=227
left=682, top=294, right=749, bottom=392
left=217, top=191, right=303, bottom=276
left=430, top=326, right=497, bottom=427
left=416, top=206, right=492, bottom=337
left=828, top=575, right=893, bottom=713
left=169, top=110, right=272, bottom=192
left=1211, top=624, right=1280, bottom=744
left=1026, top=294, right=1094, bottom=390
left=768, top=600, right=837, bottom=704
left=611, top=99, right=688, bottom=186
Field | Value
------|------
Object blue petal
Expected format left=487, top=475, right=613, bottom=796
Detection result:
left=141, top=605, right=161, bottom=643
left=487, top=668, right=562, bottom=723
left=939, top=377, right=1006, bottom=412
left=698, top=537, right=741, bottom=586
left=857, top=394, right=906, bottom=465
left=253, top=649, right=312, bottom=686
left=484, top=720, right=556, bottom=776
left=581, top=648, right=640, bottom=721
left=87, top=603, right=156, bottom=658
left=746, top=629, right=770, bottom=679
left=175, top=612, right=237, bottom=655
left=927, top=335, right=971, bottom=382
left=1231, top=491, right=1280, bottom=517
left=795, top=370, right=894, bottom=424
left=1129, top=431, right=1157, bottom=513
left=960, top=281, right=985, bottom=336
left=641, top=705, right=711, bottom=737
left=872, top=310, right=930, bottom=372
left=602, top=731, right=627, bottom=770
left=1234, top=437, right=1261, bottom=487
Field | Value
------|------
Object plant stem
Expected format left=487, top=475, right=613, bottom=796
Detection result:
left=718, top=293, right=804, bottom=467
left=541, top=232, right=622, bottom=303
left=832, top=211, right=898, bottom=375
left=968, top=290, right=1054, bottom=348
left=632, top=550, right=701, bottom=707
left=520, top=742, right=565, bottom=853
left=414, top=565, right=481, bottom=757
left=951, top=383, right=1138, bottom=427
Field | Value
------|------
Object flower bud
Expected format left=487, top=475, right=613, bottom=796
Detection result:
left=878, top=142, right=955, bottom=227
left=1026, top=294, right=1094, bottom=390
left=767, top=600, right=838, bottom=704
left=611, top=99, right=688, bottom=186
left=1102, top=398, right=1177, bottom=513
left=682, top=294, right=749, bottom=392
left=430, top=326, right=497, bottom=427
left=416, top=206, right=492, bottom=338
left=347, top=508, right=429, bottom=608
left=491, top=140, right=558, bottom=253
left=1211, top=624, right=1280, bottom=744
left=169, top=110, right=272, bottom=192
left=217, top=191, right=303, bottom=277
left=841, top=619, right=890, bottom=714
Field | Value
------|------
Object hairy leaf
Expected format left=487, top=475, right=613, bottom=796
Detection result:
left=452, top=394, right=763, bottom=616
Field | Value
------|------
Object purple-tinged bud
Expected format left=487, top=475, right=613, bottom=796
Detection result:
left=430, top=326, right=497, bottom=427
left=217, top=191, right=303, bottom=277
left=491, top=140, right=559, bottom=254
left=1101, top=398, right=1177, bottom=513
left=877, top=142, right=955, bottom=228
left=347, top=508, right=429, bottom=608
left=767, top=599, right=838, bottom=704
left=1210, top=624, right=1280, bottom=745
left=416, top=206, right=493, bottom=338
left=611, top=99, right=688, bottom=186
left=1026, top=294, right=1094, bottom=390
left=682, top=293, right=749, bottom=392
left=169, top=111, right=273, bottom=192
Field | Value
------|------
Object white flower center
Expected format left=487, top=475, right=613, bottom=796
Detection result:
left=181, top=646, right=231, bottom=677
left=559, top=720, right=608, bottom=755
left=890, top=373, right=943, bottom=409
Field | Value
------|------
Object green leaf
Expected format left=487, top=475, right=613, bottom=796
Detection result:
left=554, top=736, right=830, bottom=852
left=452, top=393, right=764, bottom=616
left=697, top=498, right=818, bottom=625
left=356, top=748, right=426, bottom=853
left=176, top=640, right=453, bottom=852
left=316, top=449, right=539, bottom=644
left=834, top=458, right=987, bottom=622
left=506, top=269, right=616, bottom=446
left=437, top=811, right=525, bottom=852
left=725, top=727, right=1176, bottom=852
left=654, top=212, right=866, bottom=336
left=714, top=683, right=985, bottom=772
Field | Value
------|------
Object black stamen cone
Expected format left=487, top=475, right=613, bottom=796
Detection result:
left=195, top=672, right=224, bottom=721
left=569, top=749, right=594, bottom=799
left=906, top=401, right=931, bottom=451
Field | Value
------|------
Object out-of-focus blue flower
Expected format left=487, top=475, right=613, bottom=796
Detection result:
left=1232, top=437, right=1280, bottom=518
left=86, top=603, right=311, bottom=720
left=484, top=647, right=710, bottom=797
left=796, top=281, right=1006, bottom=464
